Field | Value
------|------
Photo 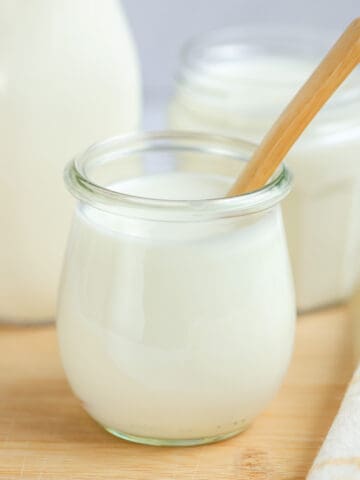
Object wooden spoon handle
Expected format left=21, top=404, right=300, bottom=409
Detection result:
left=228, top=18, right=360, bottom=197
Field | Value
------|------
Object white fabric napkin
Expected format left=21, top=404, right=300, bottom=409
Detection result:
left=307, top=292, right=360, bottom=480
left=307, top=364, right=360, bottom=479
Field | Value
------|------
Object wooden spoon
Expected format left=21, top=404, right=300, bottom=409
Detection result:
left=228, top=18, right=360, bottom=197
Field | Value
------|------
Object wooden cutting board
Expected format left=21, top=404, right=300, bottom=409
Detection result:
left=0, top=307, right=353, bottom=480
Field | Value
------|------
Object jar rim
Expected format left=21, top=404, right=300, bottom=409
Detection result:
left=177, top=24, right=360, bottom=108
left=181, top=24, right=335, bottom=73
left=65, top=131, right=292, bottom=221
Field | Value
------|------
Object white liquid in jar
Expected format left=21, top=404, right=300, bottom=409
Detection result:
left=169, top=55, right=360, bottom=311
left=57, top=172, right=295, bottom=441
left=0, top=0, right=141, bottom=322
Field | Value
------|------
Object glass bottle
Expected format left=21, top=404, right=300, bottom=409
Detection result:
left=0, top=0, right=141, bottom=323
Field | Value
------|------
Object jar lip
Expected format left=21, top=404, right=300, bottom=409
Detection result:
left=181, top=24, right=336, bottom=72
left=65, top=131, right=292, bottom=221
left=177, top=24, right=360, bottom=107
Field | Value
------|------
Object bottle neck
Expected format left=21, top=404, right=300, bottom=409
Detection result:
left=1, top=0, right=122, bottom=22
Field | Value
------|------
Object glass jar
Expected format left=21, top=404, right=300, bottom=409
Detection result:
left=169, top=26, right=360, bottom=312
left=57, top=131, right=295, bottom=446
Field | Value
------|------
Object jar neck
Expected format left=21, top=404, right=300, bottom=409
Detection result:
left=173, top=27, right=360, bottom=137
left=65, top=131, right=292, bottom=222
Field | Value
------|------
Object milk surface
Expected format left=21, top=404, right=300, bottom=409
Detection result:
left=57, top=172, right=295, bottom=441
left=170, top=55, right=360, bottom=311
left=0, top=0, right=141, bottom=322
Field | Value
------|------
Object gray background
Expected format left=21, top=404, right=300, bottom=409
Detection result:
left=123, top=0, right=358, bottom=101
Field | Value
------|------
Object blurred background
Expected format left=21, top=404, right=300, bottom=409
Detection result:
left=122, top=0, right=358, bottom=128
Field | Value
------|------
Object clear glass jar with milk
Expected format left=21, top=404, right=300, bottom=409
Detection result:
left=57, top=131, right=295, bottom=446
left=0, top=0, right=141, bottom=323
left=169, top=27, right=360, bottom=312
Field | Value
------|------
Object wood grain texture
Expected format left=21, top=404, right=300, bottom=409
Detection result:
left=228, top=17, right=360, bottom=196
left=0, top=307, right=353, bottom=480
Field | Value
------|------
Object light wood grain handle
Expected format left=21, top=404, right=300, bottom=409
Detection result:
left=228, top=18, right=360, bottom=197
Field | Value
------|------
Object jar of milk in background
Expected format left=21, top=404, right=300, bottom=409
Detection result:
left=169, top=26, right=360, bottom=312
left=0, top=0, right=141, bottom=323
left=57, top=131, right=295, bottom=445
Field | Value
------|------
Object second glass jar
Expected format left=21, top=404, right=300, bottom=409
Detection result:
left=169, top=26, right=360, bottom=312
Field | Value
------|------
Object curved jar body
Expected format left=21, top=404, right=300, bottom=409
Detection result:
left=169, top=27, right=360, bottom=312
left=57, top=132, right=296, bottom=446
left=0, top=0, right=141, bottom=323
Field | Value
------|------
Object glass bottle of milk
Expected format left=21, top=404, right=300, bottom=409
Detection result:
left=169, top=27, right=360, bottom=312
left=0, top=0, right=141, bottom=323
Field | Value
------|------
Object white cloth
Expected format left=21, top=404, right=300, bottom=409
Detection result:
left=307, top=363, right=360, bottom=479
